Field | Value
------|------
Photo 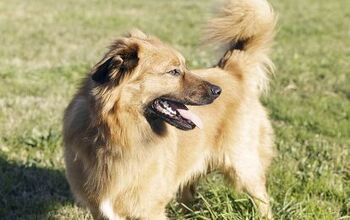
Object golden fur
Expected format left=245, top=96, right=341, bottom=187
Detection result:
left=63, top=0, right=277, bottom=219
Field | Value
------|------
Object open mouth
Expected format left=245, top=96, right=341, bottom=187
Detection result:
left=147, top=98, right=203, bottom=131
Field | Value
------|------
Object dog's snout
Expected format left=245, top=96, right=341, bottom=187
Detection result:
left=210, top=85, right=222, bottom=98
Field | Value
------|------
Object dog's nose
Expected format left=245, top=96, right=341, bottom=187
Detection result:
left=210, top=85, right=222, bottom=98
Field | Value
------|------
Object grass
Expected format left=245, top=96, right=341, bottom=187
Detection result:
left=0, top=0, right=349, bottom=219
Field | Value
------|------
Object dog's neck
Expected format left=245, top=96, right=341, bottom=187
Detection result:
left=92, top=106, right=169, bottom=153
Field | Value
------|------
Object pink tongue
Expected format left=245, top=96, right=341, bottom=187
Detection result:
left=177, top=109, right=203, bottom=129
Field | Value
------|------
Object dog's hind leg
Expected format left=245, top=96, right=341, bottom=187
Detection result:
left=178, top=182, right=197, bottom=206
left=223, top=148, right=273, bottom=219
left=141, top=207, right=168, bottom=220
left=144, top=213, right=168, bottom=220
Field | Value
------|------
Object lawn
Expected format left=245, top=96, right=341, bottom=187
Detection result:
left=0, top=0, right=349, bottom=219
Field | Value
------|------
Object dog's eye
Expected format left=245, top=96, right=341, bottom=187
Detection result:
left=167, top=69, right=181, bottom=76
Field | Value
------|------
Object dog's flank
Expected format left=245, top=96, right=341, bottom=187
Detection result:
left=63, top=0, right=276, bottom=219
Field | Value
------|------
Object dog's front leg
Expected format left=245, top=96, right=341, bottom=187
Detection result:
left=97, top=198, right=126, bottom=220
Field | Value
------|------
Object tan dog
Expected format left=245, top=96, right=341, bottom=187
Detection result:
left=63, top=0, right=276, bottom=219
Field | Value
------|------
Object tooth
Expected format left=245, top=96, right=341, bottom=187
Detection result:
left=166, top=106, right=174, bottom=114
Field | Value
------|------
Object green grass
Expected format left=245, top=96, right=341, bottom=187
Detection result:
left=0, top=0, right=349, bottom=219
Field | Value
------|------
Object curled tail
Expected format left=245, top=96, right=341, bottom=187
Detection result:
left=204, top=0, right=277, bottom=93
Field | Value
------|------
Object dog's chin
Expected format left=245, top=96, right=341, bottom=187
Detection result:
left=145, top=97, right=197, bottom=131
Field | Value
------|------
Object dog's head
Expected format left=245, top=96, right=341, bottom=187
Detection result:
left=90, top=30, right=221, bottom=131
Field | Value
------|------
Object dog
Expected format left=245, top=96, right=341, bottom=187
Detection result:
left=63, top=0, right=276, bottom=219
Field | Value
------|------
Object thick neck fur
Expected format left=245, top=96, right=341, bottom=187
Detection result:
left=88, top=82, right=165, bottom=157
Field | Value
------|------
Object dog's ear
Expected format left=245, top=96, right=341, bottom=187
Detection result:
left=127, top=29, right=147, bottom=39
left=91, top=40, right=139, bottom=84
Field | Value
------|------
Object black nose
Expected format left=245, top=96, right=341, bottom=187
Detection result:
left=210, top=85, right=222, bottom=97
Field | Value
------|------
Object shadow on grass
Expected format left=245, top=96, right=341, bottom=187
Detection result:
left=0, top=156, right=73, bottom=219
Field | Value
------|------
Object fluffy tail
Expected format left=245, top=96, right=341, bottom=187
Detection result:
left=204, top=0, right=277, bottom=93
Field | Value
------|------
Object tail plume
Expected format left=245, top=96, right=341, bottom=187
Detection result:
left=204, top=0, right=277, bottom=93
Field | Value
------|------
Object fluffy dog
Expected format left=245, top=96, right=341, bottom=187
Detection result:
left=63, top=0, right=276, bottom=219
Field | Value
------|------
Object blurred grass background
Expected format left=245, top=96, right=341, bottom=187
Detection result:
left=0, top=0, right=349, bottom=219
